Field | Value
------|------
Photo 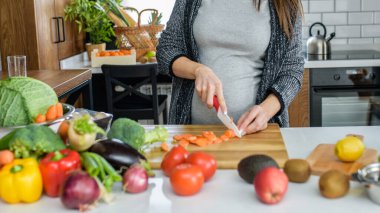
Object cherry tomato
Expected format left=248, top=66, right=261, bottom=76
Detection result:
left=186, top=152, right=217, bottom=181
left=170, top=163, right=204, bottom=196
left=161, top=145, right=189, bottom=176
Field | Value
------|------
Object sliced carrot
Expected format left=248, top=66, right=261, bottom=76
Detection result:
left=161, top=142, right=169, bottom=152
left=56, top=102, right=63, bottom=118
left=184, top=135, right=197, bottom=142
left=224, top=129, right=236, bottom=138
left=173, top=134, right=194, bottom=141
left=46, top=104, right=57, bottom=121
left=193, top=136, right=210, bottom=147
left=220, top=135, right=229, bottom=142
left=34, top=114, right=46, bottom=123
left=0, top=150, right=14, bottom=166
left=213, top=137, right=223, bottom=144
left=202, top=131, right=217, bottom=142
left=178, top=139, right=189, bottom=148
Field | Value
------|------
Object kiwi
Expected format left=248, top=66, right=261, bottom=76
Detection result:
left=284, top=159, right=311, bottom=183
left=319, top=170, right=350, bottom=199
left=237, top=154, right=279, bottom=183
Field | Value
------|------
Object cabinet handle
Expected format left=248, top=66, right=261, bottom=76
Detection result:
left=52, top=17, right=61, bottom=43
left=58, top=17, right=66, bottom=43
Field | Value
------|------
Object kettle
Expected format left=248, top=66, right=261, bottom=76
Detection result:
left=307, top=22, right=335, bottom=55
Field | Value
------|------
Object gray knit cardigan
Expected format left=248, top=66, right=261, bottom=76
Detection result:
left=156, top=0, right=305, bottom=127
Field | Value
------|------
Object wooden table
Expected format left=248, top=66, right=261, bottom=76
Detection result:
left=1, top=69, right=93, bottom=109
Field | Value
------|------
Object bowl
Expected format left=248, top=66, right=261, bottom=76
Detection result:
left=0, top=103, right=75, bottom=136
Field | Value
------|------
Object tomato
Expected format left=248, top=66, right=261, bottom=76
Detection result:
left=186, top=152, right=217, bottom=181
left=170, top=163, right=204, bottom=196
left=161, top=146, right=189, bottom=176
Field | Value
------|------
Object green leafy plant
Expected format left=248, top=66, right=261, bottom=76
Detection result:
left=64, top=0, right=118, bottom=44
left=148, top=11, right=162, bottom=25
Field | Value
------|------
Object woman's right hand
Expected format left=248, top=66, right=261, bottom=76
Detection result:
left=194, top=65, right=227, bottom=113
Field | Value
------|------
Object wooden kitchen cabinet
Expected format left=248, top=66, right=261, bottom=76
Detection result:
left=0, top=0, right=85, bottom=72
left=289, top=69, right=310, bottom=127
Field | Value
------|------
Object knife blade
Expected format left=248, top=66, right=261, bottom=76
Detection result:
left=213, top=96, right=242, bottom=138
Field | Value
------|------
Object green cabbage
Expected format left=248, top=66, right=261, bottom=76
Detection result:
left=0, top=77, right=58, bottom=127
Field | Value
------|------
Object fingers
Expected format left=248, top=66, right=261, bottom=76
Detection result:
left=238, top=105, right=270, bottom=135
left=206, top=83, right=215, bottom=108
left=238, top=106, right=261, bottom=132
left=245, top=113, right=268, bottom=134
left=215, top=85, right=227, bottom=113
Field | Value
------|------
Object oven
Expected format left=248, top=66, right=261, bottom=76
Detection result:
left=310, top=67, right=380, bottom=127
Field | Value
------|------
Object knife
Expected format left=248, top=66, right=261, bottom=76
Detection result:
left=213, top=96, right=242, bottom=138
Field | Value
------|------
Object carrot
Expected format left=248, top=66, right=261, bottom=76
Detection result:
left=213, top=137, right=223, bottom=144
left=0, top=150, right=14, bottom=166
left=58, top=120, right=70, bottom=144
left=220, top=135, right=229, bottom=142
left=193, top=137, right=210, bottom=147
left=224, top=129, right=236, bottom=138
left=173, top=134, right=194, bottom=141
left=202, top=131, right=217, bottom=141
left=178, top=139, right=189, bottom=148
left=46, top=104, right=57, bottom=121
left=34, top=114, right=46, bottom=123
left=56, top=103, right=63, bottom=118
left=161, top=142, right=169, bottom=152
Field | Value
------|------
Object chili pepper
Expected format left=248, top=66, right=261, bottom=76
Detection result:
left=0, top=158, right=43, bottom=204
left=39, top=149, right=81, bottom=197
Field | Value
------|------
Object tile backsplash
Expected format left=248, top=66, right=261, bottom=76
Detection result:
left=302, top=0, right=380, bottom=47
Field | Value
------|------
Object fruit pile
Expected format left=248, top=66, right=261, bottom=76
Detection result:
left=95, top=49, right=132, bottom=57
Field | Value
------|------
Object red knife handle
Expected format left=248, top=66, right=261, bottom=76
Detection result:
left=213, top=96, right=219, bottom=112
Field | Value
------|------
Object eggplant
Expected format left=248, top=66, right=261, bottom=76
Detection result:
left=88, top=138, right=147, bottom=172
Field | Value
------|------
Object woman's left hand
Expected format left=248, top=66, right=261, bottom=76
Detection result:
left=237, top=105, right=271, bottom=135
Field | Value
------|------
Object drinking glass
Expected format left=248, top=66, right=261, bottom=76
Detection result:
left=7, top=55, right=27, bottom=77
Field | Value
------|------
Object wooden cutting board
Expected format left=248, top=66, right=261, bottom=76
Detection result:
left=144, top=124, right=288, bottom=169
left=306, top=144, right=378, bottom=176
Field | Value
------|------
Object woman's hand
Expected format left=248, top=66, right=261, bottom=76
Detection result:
left=194, top=65, right=227, bottom=112
left=237, top=94, right=281, bottom=135
left=237, top=105, right=270, bottom=135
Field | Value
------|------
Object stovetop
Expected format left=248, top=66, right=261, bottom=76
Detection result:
left=305, top=50, right=380, bottom=61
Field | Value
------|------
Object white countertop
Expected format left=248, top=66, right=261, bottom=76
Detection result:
left=61, top=45, right=380, bottom=72
left=1, top=125, right=380, bottom=212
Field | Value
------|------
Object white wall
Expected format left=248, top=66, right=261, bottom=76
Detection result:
left=122, top=0, right=176, bottom=25
left=303, top=0, right=380, bottom=45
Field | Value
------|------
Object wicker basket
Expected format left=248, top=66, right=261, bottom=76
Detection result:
left=115, top=8, right=164, bottom=60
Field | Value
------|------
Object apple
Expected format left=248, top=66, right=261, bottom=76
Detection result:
left=253, top=167, right=288, bottom=204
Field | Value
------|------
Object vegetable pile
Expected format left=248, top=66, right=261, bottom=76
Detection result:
left=0, top=77, right=58, bottom=127
left=0, top=114, right=166, bottom=209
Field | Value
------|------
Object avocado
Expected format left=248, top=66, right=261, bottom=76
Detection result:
left=284, top=159, right=311, bottom=183
left=237, top=154, right=279, bottom=184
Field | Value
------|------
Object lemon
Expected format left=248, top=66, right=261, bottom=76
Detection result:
left=334, top=136, right=365, bottom=162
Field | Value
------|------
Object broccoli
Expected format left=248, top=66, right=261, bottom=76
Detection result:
left=0, top=124, right=66, bottom=158
left=107, top=118, right=168, bottom=152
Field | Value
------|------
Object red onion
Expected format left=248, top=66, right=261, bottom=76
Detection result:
left=123, top=164, right=148, bottom=193
left=60, top=171, right=100, bottom=210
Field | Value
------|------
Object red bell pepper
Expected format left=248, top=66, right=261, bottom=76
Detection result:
left=39, top=149, right=81, bottom=197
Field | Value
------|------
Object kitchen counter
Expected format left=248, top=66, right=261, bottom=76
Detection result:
left=0, top=125, right=379, bottom=212
left=304, top=44, right=380, bottom=68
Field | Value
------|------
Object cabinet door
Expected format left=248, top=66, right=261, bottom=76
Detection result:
left=55, top=0, right=85, bottom=60
left=35, top=0, right=60, bottom=70
left=0, top=0, right=43, bottom=71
